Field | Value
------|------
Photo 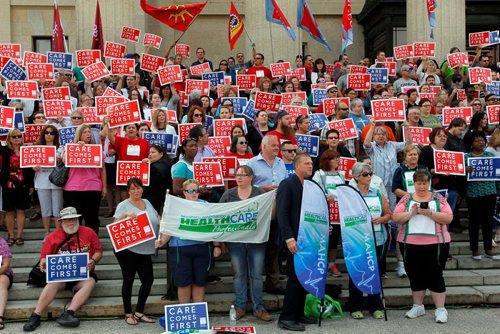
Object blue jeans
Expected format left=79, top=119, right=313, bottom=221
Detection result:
left=228, top=242, right=266, bottom=313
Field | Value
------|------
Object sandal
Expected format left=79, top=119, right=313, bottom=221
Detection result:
left=134, top=312, right=155, bottom=323
left=124, top=313, right=137, bottom=325
left=15, top=238, right=24, bottom=246
left=6, top=238, right=14, bottom=247
left=351, top=311, right=364, bottom=319
left=372, top=310, right=385, bottom=319
left=0, top=315, right=4, bottom=330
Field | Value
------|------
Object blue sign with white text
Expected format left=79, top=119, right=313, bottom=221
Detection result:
left=164, top=302, right=209, bottom=332
left=308, top=113, right=328, bottom=132
left=205, top=115, right=213, bottom=129
left=490, top=31, right=500, bottom=44
left=47, top=52, right=73, bottom=70
left=0, top=112, right=25, bottom=136
left=467, top=157, right=500, bottom=181
left=312, top=89, right=327, bottom=106
left=46, top=253, right=89, bottom=283
left=487, top=81, right=500, bottom=96
left=242, top=99, right=257, bottom=121
left=296, top=134, right=320, bottom=157
left=222, top=97, right=247, bottom=114
left=59, top=126, right=77, bottom=146
left=367, top=68, right=389, bottom=84
left=143, top=132, right=178, bottom=154
left=0, top=59, right=26, bottom=81
left=202, top=71, right=225, bottom=87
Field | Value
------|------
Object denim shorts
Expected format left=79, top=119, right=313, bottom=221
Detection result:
left=169, top=243, right=211, bottom=287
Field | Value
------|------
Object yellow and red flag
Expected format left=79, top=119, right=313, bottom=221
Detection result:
left=228, top=2, right=244, bottom=50
left=140, top=0, right=208, bottom=32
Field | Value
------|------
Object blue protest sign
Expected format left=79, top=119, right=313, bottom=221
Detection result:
left=202, top=71, right=225, bottom=87
left=490, top=31, right=500, bottom=44
left=143, top=132, right=177, bottom=154
left=467, top=157, right=500, bottom=181
left=0, top=112, right=25, bottom=136
left=312, top=89, right=327, bottom=106
left=46, top=253, right=89, bottom=283
left=367, top=68, right=389, bottom=84
left=164, top=302, right=209, bottom=332
left=486, top=81, right=500, bottom=96
left=308, top=113, right=328, bottom=132
left=59, top=126, right=77, bottom=146
left=205, top=115, right=214, bottom=129
left=47, top=52, right=73, bottom=70
left=222, top=97, right=247, bottom=114
left=242, top=99, right=257, bottom=121
left=0, top=59, right=26, bottom=81
left=295, top=134, right=320, bottom=157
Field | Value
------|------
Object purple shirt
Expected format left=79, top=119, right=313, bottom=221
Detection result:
left=0, top=238, right=13, bottom=277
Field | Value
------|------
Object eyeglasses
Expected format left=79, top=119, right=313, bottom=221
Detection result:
left=472, top=103, right=482, bottom=106
left=327, top=136, right=339, bottom=140
left=238, top=141, right=248, bottom=145
left=318, top=79, right=326, bottom=83
left=35, top=116, right=46, bottom=119
left=10, top=135, right=22, bottom=139
left=71, top=116, right=82, bottom=120
left=254, top=57, right=263, bottom=60
left=15, top=108, right=23, bottom=111
left=64, top=74, right=73, bottom=78
left=193, top=114, right=203, bottom=117
left=487, top=98, right=499, bottom=102
left=183, top=189, right=199, bottom=194
left=361, top=172, right=373, bottom=177
left=422, top=104, right=431, bottom=107
left=235, top=174, right=249, bottom=177
left=45, top=131, right=55, bottom=135
left=283, top=149, right=296, bottom=153
left=328, top=90, right=338, bottom=94
left=220, top=63, right=228, bottom=66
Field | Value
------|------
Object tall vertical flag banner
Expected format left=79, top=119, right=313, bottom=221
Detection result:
left=341, top=0, right=353, bottom=54
left=427, top=0, right=437, bottom=39
left=297, top=0, right=332, bottom=51
left=294, top=180, right=330, bottom=298
left=140, top=0, right=208, bottom=32
left=336, top=185, right=382, bottom=295
left=265, top=0, right=296, bottom=41
left=228, top=2, right=244, bottom=50
left=52, top=0, right=67, bottom=52
left=91, top=0, right=104, bottom=60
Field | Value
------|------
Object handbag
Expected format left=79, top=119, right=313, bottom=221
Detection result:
left=48, top=160, right=70, bottom=187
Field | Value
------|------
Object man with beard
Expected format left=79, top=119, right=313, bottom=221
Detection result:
left=265, top=111, right=297, bottom=158
left=23, top=207, right=102, bottom=332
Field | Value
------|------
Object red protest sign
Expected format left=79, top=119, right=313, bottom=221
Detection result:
left=102, top=87, right=123, bottom=98
left=81, top=61, right=110, bottom=82
left=42, top=86, right=70, bottom=101
left=75, top=50, right=101, bottom=67
left=207, top=136, right=231, bottom=156
left=26, top=63, right=54, bottom=81
left=106, top=211, right=156, bottom=252
left=104, top=41, right=126, bottom=59
left=143, top=33, right=162, bottom=49
left=116, top=161, right=150, bottom=186
left=349, top=65, right=368, bottom=74
left=202, top=156, right=238, bottom=180
left=469, top=31, right=490, bottom=47
left=110, top=58, right=135, bottom=76
left=0, top=106, right=15, bottom=129
left=270, top=62, right=291, bottom=77
left=140, top=53, right=165, bottom=73
left=393, top=45, right=414, bottom=60
left=322, top=97, right=350, bottom=117
left=179, top=91, right=189, bottom=107
left=338, top=157, right=357, bottom=180
left=377, top=62, right=397, bottom=76
left=190, top=62, right=211, bottom=75
left=413, top=42, right=436, bottom=57
left=217, top=85, right=240, bottom=98
left=214, top=119, right=246, bottom=137
left=0, top=56, right=11, bottom=68
left=456, top=89, right=466, bottom=101
left=236, top=74, right=258, bottom=89
left=64, top=144, right=102, bottom=168
left=193, top=162, right=224, bottom=187
left=6, top=80, right=38, bottom=99
left=329, top=200, right=340, bottom=225
left=23, top=125, right=45, bottom=144
left=107, top=100, right=142, bottom=128
left=287, top=68, right=306, bottom=81
left=418, top=92, right=436, bottom=104
left=43, top=100, right=73, bottom=118
left=469, top=67, right=492, bottom=85
left=23, top=51, right=47, bottom=66
left=254, top=92, right=282, bottom=112
left=77, top=107, right=101, bottom=125
left=175, top=44, right=190, bottom=58
left=178, top=123, right=202, bottom=144
left=434, top=150, right=465, bottom=176
left=163, top=110, right=178, bottom=124
left=0, top=43, right=21, bottom=58
left=486, top=105, right=500, bottom=125
left=95, top=96, right=127, bottom=116
left=328, top=118, right=358, bottom=140
left=403, top=126, right=432, bottom=145
left=371, top=99, right=406, bottom=121
left=447, top=52, right=468, bottom=69
left=280, top=92, right=307, bottom=106
left=442, top=107, right=473, bottom=126
left=324, top=64, right=336, bottom=75
left=185, top=79, right=210, bottom=96
left=281, top=105, right=308, bottom=124
left=20, top=146, right=56, bottom=168
left=347, top=74, right=371, bottom=91
left=157, top=65, right=183, bottom=85
left=121, top=26, right=141, bottom=43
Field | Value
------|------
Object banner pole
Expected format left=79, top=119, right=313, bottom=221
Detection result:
left=371, top=215, right=388, bottom=321
left=268, top=22, right=275, bottom=62
left=318, top=298, right=324, bottom=327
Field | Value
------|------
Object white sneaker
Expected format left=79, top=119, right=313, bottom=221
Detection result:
left=397, top=264, right=407, bottom=278
left=435, top=308, right=448, bottom=323
left=405, top=304, right=425, bottom=319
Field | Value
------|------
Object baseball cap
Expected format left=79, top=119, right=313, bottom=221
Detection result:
left=275, top=110, right=289, bottom=122
left=401, top=65, right=411, bottom=72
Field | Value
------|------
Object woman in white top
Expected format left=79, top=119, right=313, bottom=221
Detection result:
left=416, top=58, right=441, bottom=85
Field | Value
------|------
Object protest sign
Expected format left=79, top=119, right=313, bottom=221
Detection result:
left=110, top=58, right=135, bottom=76
left=20, top=146, right=56, bottom=168
left=185, top=79, right=210, bottom=96
left=447, top=52, right=468, bottom=69
left=489, top=30, right=500, bottom=45
left=442, top=107, right=472, bottom=126
left=270, top=62, right=291, bottom=77
left=236, top=74, right=258, bottom=89
left=338, top=157, right=357, bottom=180
left=308, top=113, right=328, bottom=132
left=0, top=106, right=15, bottom=129
left=175, top=44, right=190, bottom=58
left=487, top=81, right=500, bottom=96
left=469, top=31, right=490, bottom=46
left=142, top=132, right=178, bottom=154
left=140, top=53, right=165, bottom=72
left=58, top=126, right=77, bottom=146
left=178, top=123, right=202, bottom=144
left=143, top=33, right=162, bottom=49
left=367, top=68, right=389, bottom=84
left=107, top=100, right=142, bottom=128
left=371, top=99, right=406, bottom=121
left=280, top=91, right=307, bottom=106
left=349, top=65, right=368, bottom=74
left=212, top=327, right=256, bottom=333
left=221, top=97, right=247, bottom=114
left=467, top=157, right=500, bottom=181
left=207, top=136, right=231, bottom=156
left=164, top=110, right=178, bottom=124
left=121, top=26, right=141, bottom=43
left=23, top=51, right=47, bottom=66
left=1, top=59, right=26, bottom=81
left=413, top=42, right=436, bottom=57
left=312, top=88, right=328, bottom=106
left=281, top=105, right=308, bottom=124
left=193, top=162, right=224, bottom=187
left=418, top=92, right=436, bottom=104
left=0, top=43, right=21, bottom=58
left=75, top=50, right=101, bottom=67
left=295, top=134, right=320, bottom=157
left=104, top=41, right=126, bottom=59
left=202, top=157, right=237, bottom=180
left=102, top=87, right=123, bottom=97
left=347, top=73, right=371, bottom=90
left=0, top=56, right=11, bottom=69
left=116, top=161, right=150, bottom=186
left=190, top=62, right=211, bottom=75
left=287, top=67, right=306, bottom=81
left=469, top=67, right=492, bottom=85
left=217, top=84, right=240, bottom=98
left=95, top=96, right=127, bottom=116
left=403, top=126, right=432, bottom=145
left=393, top=44, right=414, bottom=60
left=47, top=52, right=72, bottom=70
left=328, top=118, right=358, bottom=140
left=26, top=63, right=54, bottom=81
left=164, top=303, right=209, bottom=333
left=456, top=89, right=467, bottom=101
left=377, top=61, right=397, bottom=76
left=242, top=99, right=257, bottom=121
left=202, top=71, right=224, bottom=87
left=0, top=112, right=24, bottom=137
left=157, top=65, right=183, bottom=85
left=42, top=86, right=70, bottom=101
left=322, top=97, right=349, bottom=117
left=486, top=105, right=500, bottom=125
left=254, top=92, right=281, bottom=112
left=6, top=80, right=38, bottom=99
left=214, top=119, right=246, bottom=137
left=434, top=150, right=465, bottom=176
left=106, top=212, right=156, bottom=252
left=46, top=253, right=89, bottom=283
left=43, top=100, right=73, bottom=118
left=64, top=144, right=102, bottom=168
left=324, top=64, right=336, bottom=75
left=81, top=61, right=110, bottom=82
left=77, top=107, right=100, bottom=125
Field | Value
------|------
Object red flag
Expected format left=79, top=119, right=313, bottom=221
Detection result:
left=52, top=0, right=66, bottom=52
left=91, top=0, right=104, bottom=60
left=140, top=0, right=208, bottom=32
left=228, top=2, right=244, bottom=50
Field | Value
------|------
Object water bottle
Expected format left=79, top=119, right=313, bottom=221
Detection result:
left=229, top=305, right=237, bottom=326
left=271, top=172, right=277, bottom=187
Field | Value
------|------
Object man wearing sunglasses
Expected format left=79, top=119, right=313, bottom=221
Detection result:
left=281, top=141, right=297, bottom=178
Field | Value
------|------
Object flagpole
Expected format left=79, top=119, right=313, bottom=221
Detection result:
left=318, top=298, right=324, bottom=327
left=268, top=22, right=275, bottom=63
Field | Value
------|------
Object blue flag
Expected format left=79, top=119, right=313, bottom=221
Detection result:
left=297, top=0, right=332, bottom=51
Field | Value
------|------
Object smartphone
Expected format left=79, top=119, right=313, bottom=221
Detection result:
left=419, top=202, right=429, bottom=209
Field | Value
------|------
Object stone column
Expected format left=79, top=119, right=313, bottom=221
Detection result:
left=0, top=0, right=12, bottom=43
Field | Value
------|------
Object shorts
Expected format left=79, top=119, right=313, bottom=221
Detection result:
left=105, top=163, right=117, bottom=186
left=2, top=187, right=30, bottom=211
left=329, top=225, right=341, bottom=250
left=169, top=244, right=210, bottom=287
left=4, top=273, right=13, bottom=289
left=65, top=271, right=98, bottom=291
